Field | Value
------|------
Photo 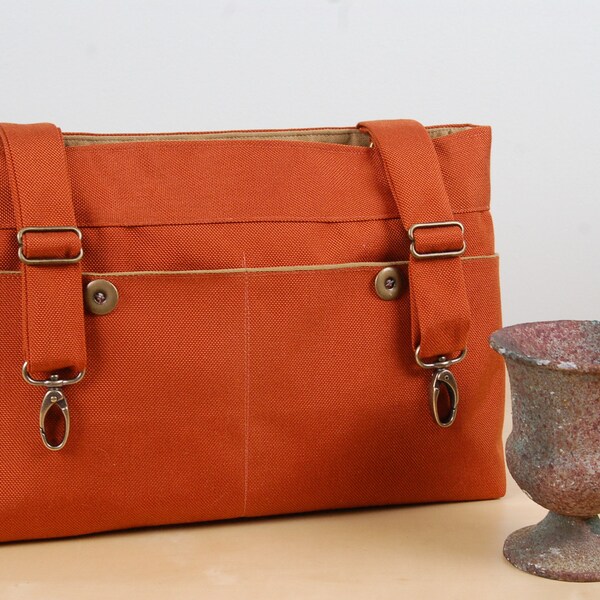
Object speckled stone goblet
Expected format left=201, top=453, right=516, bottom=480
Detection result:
left=490, top=320, right=600, bottom=582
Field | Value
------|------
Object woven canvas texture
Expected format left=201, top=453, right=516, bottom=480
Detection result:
left=0, top=123, right=505, bottom=542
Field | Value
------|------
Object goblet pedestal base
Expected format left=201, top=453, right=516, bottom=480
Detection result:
left=504, top=512, right=600, bottom=582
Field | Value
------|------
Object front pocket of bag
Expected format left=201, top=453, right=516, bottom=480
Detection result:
left=0, top=256, right=504, bottom=541
left=0, top=272, right=249, bottom=541
left=240, top=256, right=505, bottom=516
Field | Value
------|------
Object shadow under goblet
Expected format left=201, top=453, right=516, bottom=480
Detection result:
left=490, top=320, right=600, bottom=582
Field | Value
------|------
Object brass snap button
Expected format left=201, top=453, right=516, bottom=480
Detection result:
left=85, top=280, right=119, bottom=315
left=374, top=266, right=402, bottom=300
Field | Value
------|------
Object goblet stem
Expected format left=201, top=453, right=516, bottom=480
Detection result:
left=504, top=511, right=600, bottom=582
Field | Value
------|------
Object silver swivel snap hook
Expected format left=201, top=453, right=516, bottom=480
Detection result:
left=39, top=378, right=70, bottom=451
left=430, top=368, right=459, bottom=428
left=22, top=363, right=85, bottom=451
left=415, top=346, right=467, bottom=428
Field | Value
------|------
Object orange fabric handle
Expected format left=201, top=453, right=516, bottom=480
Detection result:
left=0, top=123, right=86, bottom=376
left=357, top=119, right=471, bottom=359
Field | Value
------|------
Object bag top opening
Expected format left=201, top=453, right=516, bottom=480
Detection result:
left=62, top=125, right=473, bottom=148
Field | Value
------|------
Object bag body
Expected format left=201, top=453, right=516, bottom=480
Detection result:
left=0, top=120, right=505, bottom=542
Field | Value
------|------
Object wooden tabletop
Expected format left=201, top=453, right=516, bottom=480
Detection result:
left=1, top=406, right=599, bottom=599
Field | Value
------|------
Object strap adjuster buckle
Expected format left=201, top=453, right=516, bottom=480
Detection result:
left=408, top=221, right=466, bottom=259
left=17, top=227, right=83, bottom=265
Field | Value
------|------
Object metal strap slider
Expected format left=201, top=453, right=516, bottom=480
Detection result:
left=408, top=221, right=466, bottom=259
left=17, top=226, right=83, bottom=265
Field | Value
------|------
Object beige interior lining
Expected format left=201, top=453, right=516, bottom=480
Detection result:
left=63, top=126, right=471, bottom=148
left=0, top=254, right=496, bottom=277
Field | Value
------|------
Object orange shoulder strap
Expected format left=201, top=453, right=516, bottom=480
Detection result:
left=358, top=119, right=470, bottom=361
left=0, top=122, right=86, bottom=379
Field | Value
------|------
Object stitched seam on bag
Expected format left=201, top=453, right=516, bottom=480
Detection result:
left=242, top=253, right=250, bottom=516
left=62, top=135, right=484, bottom=160
left=65, top=139, right=373, bottom=155
left=227, top=258, right=497, bottom=278
left=62, top=130, right=483, bottom=157
left=0, top=210, right=492, bottom=231
left=0, top=254, right=499, bottom=277
left=91, top=255, right=497, bottom=276
left=66, top=131, right=360, bottom=140
left=65, top=130, right=370, bottom=144
left=64, top=125, right=472, bottom=138
left=65, top=134, right=370, bottom=148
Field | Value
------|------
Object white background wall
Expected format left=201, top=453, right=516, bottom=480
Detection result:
left=0, top=0, right=598, bottom=326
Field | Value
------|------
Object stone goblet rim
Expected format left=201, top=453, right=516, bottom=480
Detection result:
left=489, top=319, right=600, bottom=375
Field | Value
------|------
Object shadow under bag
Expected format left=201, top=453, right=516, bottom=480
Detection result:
left=0, top=119, right=505, bottom=542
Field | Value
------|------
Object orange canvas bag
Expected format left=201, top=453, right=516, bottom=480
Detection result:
left=0, top=119, right=505, bottom=542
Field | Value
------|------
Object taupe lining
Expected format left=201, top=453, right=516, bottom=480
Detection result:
left=0, top=254, right=497, bottom=277
left=63, top=126, right=472, bottom=148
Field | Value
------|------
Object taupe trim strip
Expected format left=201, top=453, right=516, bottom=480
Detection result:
left=0, top=254, right=497, bottom=277
left=63, top=126, right=472, bottom=148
